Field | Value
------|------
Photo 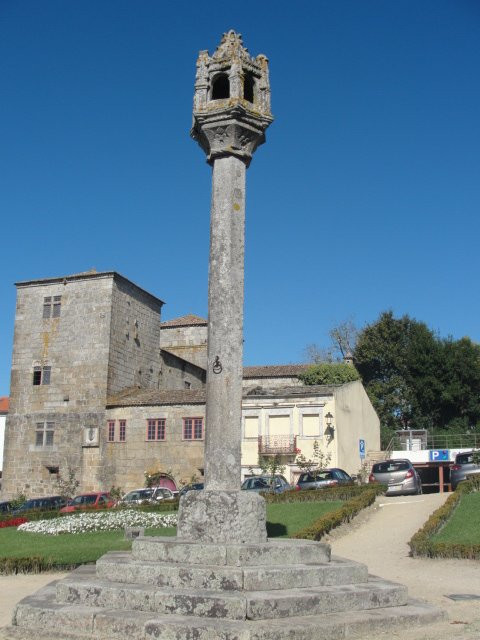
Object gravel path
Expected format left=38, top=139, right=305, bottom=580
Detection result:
left=0, top=493, right=478, bottom=639
left=329, top=493, right=480, bottom=639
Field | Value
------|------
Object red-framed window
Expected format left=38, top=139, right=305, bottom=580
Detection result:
left=119, top=420, right=126, bottom=442
left=107, top=420, right=115, bottom=442
left=183, top=417, right=203, bottom=440
left=146, top=419, right=166, bottom=441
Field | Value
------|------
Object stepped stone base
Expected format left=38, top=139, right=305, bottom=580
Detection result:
left=2, top=536, right=445, bottom=640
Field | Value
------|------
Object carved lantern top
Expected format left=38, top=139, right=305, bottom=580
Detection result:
left=191, top=31, right=273, bottom=165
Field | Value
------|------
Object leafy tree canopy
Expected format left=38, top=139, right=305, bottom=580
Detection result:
left=299, top=362, right=360, bottom=385
left=353, top=311, right=480, bottom=443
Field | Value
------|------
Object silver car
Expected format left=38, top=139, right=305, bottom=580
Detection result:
left=450, top=450, right=480, bottom=490
left=369, top=459, right=422, bottom=496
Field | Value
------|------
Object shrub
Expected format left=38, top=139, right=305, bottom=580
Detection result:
left=264, top=483, right=385, bottom=504
left=409, top=478, right=480, bottom=559
left=286, top=485, right=383, bottom=540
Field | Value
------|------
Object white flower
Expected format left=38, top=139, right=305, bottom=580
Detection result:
left=17, top=511, right=177, bottom=535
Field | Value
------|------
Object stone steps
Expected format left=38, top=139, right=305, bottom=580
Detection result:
left=6, top=581, right=445, bottom=640
left=96, top=551, right=369, bottom=591
left=4, top=535, right=445, bottom=639
left=132, top=536, right=331, bottom=566
left=55, top=571, right=408, bottom=620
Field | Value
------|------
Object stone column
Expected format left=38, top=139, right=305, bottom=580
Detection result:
left=177, top=31, right=273, bottom=544
left=204, top=155, right=245, bottom=491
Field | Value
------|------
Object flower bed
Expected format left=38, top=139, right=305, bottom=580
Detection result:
left=18, top=511, right=177, bottom=535
left=0, top=517, right=27, bottom=529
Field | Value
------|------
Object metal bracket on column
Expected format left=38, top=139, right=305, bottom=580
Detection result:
left=212, top=356, right=223, bottom=374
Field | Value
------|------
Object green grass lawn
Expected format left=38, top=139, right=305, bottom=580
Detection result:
left=432, top=492, right=480, bottom=545
left=0, top=500, right=342, bottom=567
left=266, top=501, right=343, bottom=538
left=0, top=527, right=176, bottom=565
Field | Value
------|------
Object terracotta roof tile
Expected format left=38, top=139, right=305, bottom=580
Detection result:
left=0, top=397, right=9, bottom=413
left=243, top=364, right=310, bottom=378
left=107, top=388, right=206, bottom=408
left=106, top=382, right=345, bottom=408
left=160, top=314, right=207, bottom=328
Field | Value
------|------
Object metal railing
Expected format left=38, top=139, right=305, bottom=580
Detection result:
left=258, top=435, right=298, bottom=455
left=386, top=433, right=480, bottom=452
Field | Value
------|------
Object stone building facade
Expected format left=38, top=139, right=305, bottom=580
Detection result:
left=1, top=270, right=380, bottom=498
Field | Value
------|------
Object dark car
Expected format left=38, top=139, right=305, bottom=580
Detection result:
left=296, top=468, right=353, bottom=490
left=450, top=450, right=480, bottom=490
left=369, top=459, right=422, bottom=496
left=241, top=475, right=291, bottom=493
left=11, top=495, right=66, bottom=515
left=0, top=500, right=12, bottom=514
left=178, top=483, right=204, bottom=498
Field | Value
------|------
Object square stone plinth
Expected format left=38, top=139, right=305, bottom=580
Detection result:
left=176, top=490, right=267, bottom=543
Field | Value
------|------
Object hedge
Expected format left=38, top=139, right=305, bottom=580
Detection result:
left=409, top=477, right=480, bottom=559
left=0, top=556, right=79, bottom=575
left=264, top=483, right=386, bottom=504
left=289, top=485, right=384, bottom=540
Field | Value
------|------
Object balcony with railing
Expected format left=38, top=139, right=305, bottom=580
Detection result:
left=258, top=435, right=298, bottom=455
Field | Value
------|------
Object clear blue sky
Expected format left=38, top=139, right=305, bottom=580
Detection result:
left=1, top=1, right=479, bottom=395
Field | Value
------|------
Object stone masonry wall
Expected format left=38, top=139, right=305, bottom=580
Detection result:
left=107, top=276, right=163, bottom=395
left=160, top=350, right=206, bottom=390
left=2, top=275, right=114, bottom=498
left=105, top=404, right=206, bottom=491
left=160, top=325, right=207, bottom=369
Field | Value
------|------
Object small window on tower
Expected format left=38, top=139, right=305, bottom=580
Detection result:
left=43, top=297, right=52, bottom=318
left=32, top=366, right=51, bottom=386
left=33, top=367, right=42, bottom=385
left=212, top=73, right=230, bottom=100
left=52, top=295, right=62, bottom=317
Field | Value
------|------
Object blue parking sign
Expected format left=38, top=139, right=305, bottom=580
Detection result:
left=359, top=439, right=365, bottom=459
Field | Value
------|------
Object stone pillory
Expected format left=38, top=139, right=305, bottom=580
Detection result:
left=176, top=31, right=273, bottom=543
left=4, top=31, right=445, bottom=640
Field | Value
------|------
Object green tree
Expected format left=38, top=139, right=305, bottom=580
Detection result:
left=299, top=362, right=360, bottom=385
left=354, top=311, right=480, bottom=443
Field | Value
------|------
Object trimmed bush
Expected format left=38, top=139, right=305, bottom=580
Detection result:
left=409, top=478, right=480, bottom=559
left=264, top=483, right=385, bottom=504
left=289, top=485, right=383, bottom=540
left=0, top=556, right=76, bottom=575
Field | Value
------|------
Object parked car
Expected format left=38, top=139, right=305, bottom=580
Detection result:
left=296, top=468, right=353, bottom=491
left=241, top=475, right=291, bottom=493
left=11, top=495, right=66, bottom=515
left=450, top=450, right=480, bottom=490
left=117, top=487, right=176, bottom=506
left=369, top=459, right=422, bottom=496
left=0, top=500, right=12, bottom=514
left=178, top=483, right=204, bottom=498
left=59, top=492, right=114, bottom=513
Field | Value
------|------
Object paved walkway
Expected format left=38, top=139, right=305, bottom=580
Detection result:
left=1, top=493, right=479, bottom=639
left=330, top=493, right=480, bottom=639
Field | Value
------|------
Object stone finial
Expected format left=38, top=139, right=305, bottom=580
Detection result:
left=191, top=31, right=273, bottom=166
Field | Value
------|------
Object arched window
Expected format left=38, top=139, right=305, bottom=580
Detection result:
left=212, top=73, right=230, bottom=100
left=244, top=73, right=255, bottom=103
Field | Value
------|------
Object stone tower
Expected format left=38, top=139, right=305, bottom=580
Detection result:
left=1, top=271, right=163, bottom=498
left=177, top=31, right=273, bottom=542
